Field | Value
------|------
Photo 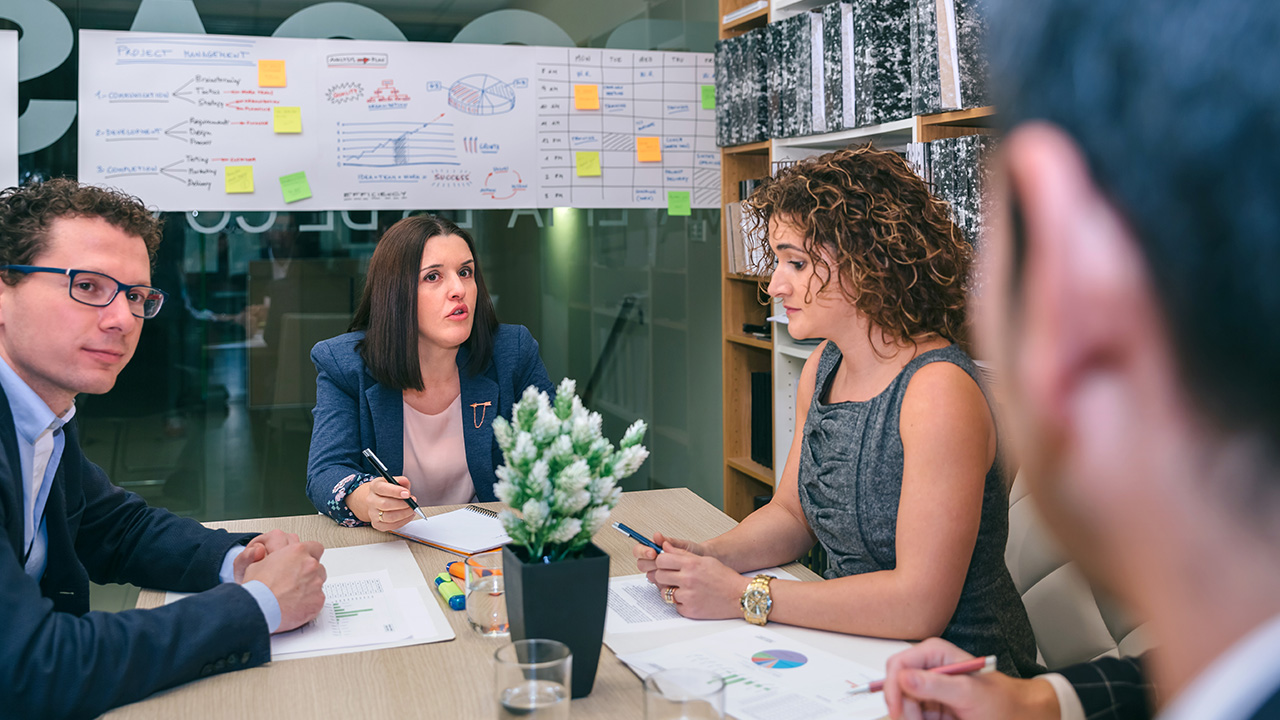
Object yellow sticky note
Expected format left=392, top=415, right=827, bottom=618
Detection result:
left=273, top=106, right=302, bottom=133
left=258, top=60, right=286, bottom=87
left=637, top=136, right=662, bottom=162
left=279, top=171, right=312, bottom=203
left=225, top=165, right=254, bottom=194
left=668, top=190, right=691, bottom=216
left=576, top=151, right=601, bottom=177
left=574, top=84, right=600, bottom=110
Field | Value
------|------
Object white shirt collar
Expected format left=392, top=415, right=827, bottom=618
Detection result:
left=1158, top=612, right=1280, bottom=720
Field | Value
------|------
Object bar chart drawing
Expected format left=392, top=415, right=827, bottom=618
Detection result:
left=337, top=116, right=459, bottom=167
left=449, top=74, right=517, bottom=116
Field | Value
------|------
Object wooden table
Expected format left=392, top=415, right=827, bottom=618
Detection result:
left=107, top=489, right=900, bottom=719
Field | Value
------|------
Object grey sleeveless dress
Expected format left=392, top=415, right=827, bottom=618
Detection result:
left=797, top=342, right=1039, bottom=678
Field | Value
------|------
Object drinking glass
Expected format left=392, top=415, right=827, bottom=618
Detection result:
left=494, top=639, right=572, bottom=719
left=466, top=551, right=509, bottom=637
left=644, top=668, right=726, bottom=720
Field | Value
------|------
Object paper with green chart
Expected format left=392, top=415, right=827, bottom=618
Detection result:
left=163, top=540, right=454, bottom=660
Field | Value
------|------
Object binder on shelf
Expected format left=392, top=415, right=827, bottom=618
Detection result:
left=851, top=0, right=912, bottom=126
left=750, top=371, right=773, bottom=468
left=929, top=134, right=996, bottom=249
left=714, top=28, right=770, bottom=147
left=910, top=0, right=989, bottom=115
left=767, top=13, right=819, bottom=139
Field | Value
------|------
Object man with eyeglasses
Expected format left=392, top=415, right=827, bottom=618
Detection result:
left=0, top=179, right=328, bottom=718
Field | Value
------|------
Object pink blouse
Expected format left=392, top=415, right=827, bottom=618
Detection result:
left=401, top=393, right=475, bottom=506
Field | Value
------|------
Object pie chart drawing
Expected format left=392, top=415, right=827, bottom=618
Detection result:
left=448, top=74, right=516, bottom=116
left=750, top=649, right=808, bottom=669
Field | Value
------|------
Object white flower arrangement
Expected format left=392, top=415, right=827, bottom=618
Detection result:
left=492, top=378, right=649, bottom=561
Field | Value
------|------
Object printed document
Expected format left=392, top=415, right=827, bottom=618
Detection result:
left=617, top=625, right=887, bottom=720
left=164, top=540, right=454, bottom=659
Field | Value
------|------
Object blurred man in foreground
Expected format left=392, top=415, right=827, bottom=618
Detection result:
left=886, top=1, right=1280, bottom=719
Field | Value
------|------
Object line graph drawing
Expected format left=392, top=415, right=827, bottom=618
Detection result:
left=337, top=115, right=460, bottom=167
left=448, top=74, right=517, bottom=116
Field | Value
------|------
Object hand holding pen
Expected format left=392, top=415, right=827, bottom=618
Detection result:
left=882, top=639, right=1023, bottom=720
left=359, top=448, right=428, bottom=530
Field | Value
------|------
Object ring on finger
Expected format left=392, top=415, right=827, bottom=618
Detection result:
left=662, top=586, right=677, bottom=604
left=378, top=509, right=384, bottom=521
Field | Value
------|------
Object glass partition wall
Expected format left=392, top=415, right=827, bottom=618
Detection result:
left=9, top=0, right=723, bottom=526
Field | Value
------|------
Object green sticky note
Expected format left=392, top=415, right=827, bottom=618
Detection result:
left=224, top=165, right=254, bottom=194
left=279, top=171, right=312, bottom=203
left=668, top=190, right=691, bottom=216
left=701, top=84, right=716, bottom=110
left=576, top=151, right=601, bottom=177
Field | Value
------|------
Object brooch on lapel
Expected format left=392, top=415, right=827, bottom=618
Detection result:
left=471, top=401, right=492, bottom=429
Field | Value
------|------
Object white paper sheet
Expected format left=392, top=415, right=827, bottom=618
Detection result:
left=618, top=625, right=888, bottom=720
left=605, top=566, right=800, bottom=634
left=163, top=540, right=454, bottom=660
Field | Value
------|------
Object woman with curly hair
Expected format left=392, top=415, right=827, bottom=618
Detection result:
left=634, top=145, right=1038, bottom=677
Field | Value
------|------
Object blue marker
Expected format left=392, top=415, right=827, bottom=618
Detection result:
left=612, top=522, right=663, bottom=554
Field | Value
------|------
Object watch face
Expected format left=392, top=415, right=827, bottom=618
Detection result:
left=744, top=588, right=770, bottom=616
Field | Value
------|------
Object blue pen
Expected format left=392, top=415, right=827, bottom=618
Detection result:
left=612, top=522, right=663, bottom=554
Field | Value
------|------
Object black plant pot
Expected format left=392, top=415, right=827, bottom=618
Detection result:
left=502, top=542, right=610, bottom=699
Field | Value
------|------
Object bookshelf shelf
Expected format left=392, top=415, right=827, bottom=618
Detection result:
left=777, top=344, right=816, bottom=361
left=772, top=117, right=916, bottom=154
left=726, top=334, right=772, bottom=351
left=726, top=456, right=775, bottom=486
left=721, top=6, right=769, bottom=34
left=723, top=139, right=771, bottom=156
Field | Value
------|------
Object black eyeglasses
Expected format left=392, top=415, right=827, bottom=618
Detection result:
left=0, top=265, right=167, bottom=319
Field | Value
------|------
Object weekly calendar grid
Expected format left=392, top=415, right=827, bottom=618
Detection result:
left=534, top=48, right=720, bottom=209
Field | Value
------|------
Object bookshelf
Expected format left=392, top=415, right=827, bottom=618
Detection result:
left=717, top=0, right=995, bottom=520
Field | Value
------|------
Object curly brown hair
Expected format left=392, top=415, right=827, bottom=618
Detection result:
left=744, top=145, right=971, bottom=347
left=0, top=179, right=163, bottom=286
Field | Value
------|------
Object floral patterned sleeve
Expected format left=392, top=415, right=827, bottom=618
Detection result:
left=324, top=472, right=374, bottom=527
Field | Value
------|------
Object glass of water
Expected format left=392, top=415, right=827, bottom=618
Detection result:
left=494, top=639, right=572, bottom=719
left=644, top=668, right=725, bottom=719
left=466, top=551, right=509, bottom=637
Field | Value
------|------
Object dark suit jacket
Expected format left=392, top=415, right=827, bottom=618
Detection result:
left=1059, top=653, right=1280, bottom=720
left=0, top=386, right=270, bottom=719
left=306, top=324, right=553, bottom=519
left=1058, top=655, right=1152, bottom=720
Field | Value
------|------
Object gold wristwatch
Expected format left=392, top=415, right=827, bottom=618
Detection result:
left=740, top=574, right=774, bottom=626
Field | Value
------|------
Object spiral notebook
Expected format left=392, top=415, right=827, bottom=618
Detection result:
left=391, top=505, right=511, bottom=556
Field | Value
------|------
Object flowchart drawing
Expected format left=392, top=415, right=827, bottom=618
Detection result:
left=337, top=114, right=458, bottom=167
left=448, top=74, right=516, bottom=116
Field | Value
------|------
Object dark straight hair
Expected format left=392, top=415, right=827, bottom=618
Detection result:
left=349, top=214, right=498, bottom=389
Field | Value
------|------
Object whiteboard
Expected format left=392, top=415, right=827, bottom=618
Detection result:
left=77, top=30, right=718, bottom=211
left=1, top=30, right=17, bottom=188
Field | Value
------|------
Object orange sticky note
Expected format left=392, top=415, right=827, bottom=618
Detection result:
left=225, top=165, right=254, bottom=194
left=637, top=136, right=662, bottom=162
left=273, top=106, right=302, bottom=133
left=576, top=151, right=601, bottom=177
left=258, top=60, right=286, bottom=87
left=574, top=84, right=599, bottom=110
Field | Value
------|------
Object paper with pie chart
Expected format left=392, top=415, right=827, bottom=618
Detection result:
left=617, top=626, right=888, bottom=720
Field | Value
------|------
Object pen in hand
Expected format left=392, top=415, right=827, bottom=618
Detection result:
left=362, top=448, right=428, bottom=523
left=612, top=522, right=663, bottom=554
left=848, top=655, right=997, bottom=695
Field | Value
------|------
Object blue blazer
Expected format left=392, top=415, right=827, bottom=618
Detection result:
left=307, top=323, right=553, bottom=520
left=0, top=385, right=269, bottom=718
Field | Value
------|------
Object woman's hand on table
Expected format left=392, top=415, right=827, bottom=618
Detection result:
left=648, top=540, right=751, bottom=619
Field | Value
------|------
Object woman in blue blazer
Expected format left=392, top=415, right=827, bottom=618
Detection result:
left=307, top=214, right=553, bottom=530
